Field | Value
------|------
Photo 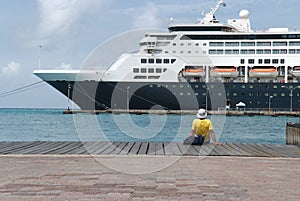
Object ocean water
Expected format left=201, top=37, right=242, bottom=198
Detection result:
left=0, top=108, right=297, bottom=144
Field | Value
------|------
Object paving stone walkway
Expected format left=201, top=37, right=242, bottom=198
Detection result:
left=0, top=155, right=299, bottom=200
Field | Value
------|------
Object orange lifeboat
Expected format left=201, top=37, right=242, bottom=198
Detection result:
left=183, top=68, right=205, bottom=77
left=210, top=68, right=238, bottom=78
left=249, top=68, right=278, bottom=78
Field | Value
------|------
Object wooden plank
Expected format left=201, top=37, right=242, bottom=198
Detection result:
left=148, top=142, right=156, bottom=155
left=168, top=142, right=182, bottom=156
left=176, top=143, right=196, bottom=156
left=262, top=144, right=300, bottom=158
left=0, top=142, right=20, bottom=152
left=119, top=142, right=135, bottom=155
left=254, top=144, right=289, bottom=158
left=218, top=143, right=245, bottom=156
left=155, top=143, right=165, bottom=155
left=101, top=142, right=122, bottom=155
left=83, top=142, right=106, bottom=154
left=240, top=144, right=272, bottom=157
left=90, top=142, right=113, bottom=155
left=210, top=144, right=232, bottom=156
left=228, top=143, right=253, bottom=157
left=163, top=143, right=174, bottom=155
left=137, top=142, right=149, bottom=155
left=18, top=142, right=56, bottom=154
left=205, top=144, right=223, bottom=156
left=45, top=142, right=79, bottom=154
left=110, top=142, right=128, bottom=155
left=1, top=142, right=39, bottom=154
left=128, top=142, right=142, bottom=155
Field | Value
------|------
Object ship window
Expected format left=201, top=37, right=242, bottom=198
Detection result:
left=241, top=85, right=246, bottom=89
left=281, top=59, right=285, bottom=64
left=233, top=93, right=238, bottom=96
left=218, top=93, right=222, bottom=96
left=233, top=50, right=239, bottom=54
left=257, top=42, right=271, bottom=46
left=188, top=43, right=192, bottom=46
left=180, top=43, right=184, bottom=46
left=248, top=59, right=255, bottom=64
left=241, top=50, right=255, bottom=54
left=141, top=68, right=147, bottom=73
left=217, top=50, right=223, bottom=54
left=225, top=42, right=239, bottom=47
left=133, top=68, right=139, bottom=73
left=249, top=93, right=253, bottom=97
left=289, top=49, right=296, bottom=54
left=195, top=43, right=199, bottom=46
left=180, top=93, right=184, bottom=96
left=180, top=85, right=184, bottom=88
left=202, top=93, right=206, bottom=96
left=141, top=59, right=147, bottom=64
left=273, top=49, right=280, bottom=54
left=173, top=51, right=177, bottom=54
left=249, top=85, right=254, bottom=89
left=156, top=68, right=162, bottom=73
left=148, top=76, right=160, bottom=79
left=241, top=59, right=245, bottom=64
left=163, top=59, right=170, bottom=64
left=195, top=85, right=199, bottom=88
left=297, top=49, right=300, bottom=54
left=264, top=59, right=271, bottom=64
left=149, top=59, right=155, bottom=64
left=134, top=76, right=147, bottom=79
left=149, top=85, right=153, bottom=88
left=156, top=59, right=162, bottom=64
left=209, top=42, right=224, bottom=47
left=280, top=49, right=287, bottom=54
left=274, top=85, right=278, bottom=89
left=180, top=51, right=184, bottom=54
left=272, top=59, right=279, bottom=64
left=225, top=50, right=232, bottom=55
left=257, top=49, right=263, bottom=54
left=173, top=43, right=176, bottom=46
left=264, top=50, right=271, bottom=54
left=273, top=42, right=287, bottom=46
left=148, top=68, right=155, bottom=73
left=209, top=50, right=217, bottom=55
left=265, top=93, right=269, bottom=97
left=187, top=92, right=191, bottom=96
left=171, top=59, right=176, bottom=64
left=258, top=59, right=263, bottom=64
left=290, top=42, right=300, bottom=46
left=281, top=93, right=286, bottom=97
left=203, top=43, right=207, bottom=46
left=273, top=93, right=277, bottom=97
left=163, top=68, right=167, bottom=72
left=241, top=42, right=255, bottom=46
left=195, top=93, right=199, bottom=96
left=188, top=51, right=192, bottom=54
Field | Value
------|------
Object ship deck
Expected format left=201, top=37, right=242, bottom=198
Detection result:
left=0, top=141, right=299, bottom=158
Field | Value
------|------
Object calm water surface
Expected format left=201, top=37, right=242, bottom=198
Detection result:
left=0, top=108, right=297, bottom=144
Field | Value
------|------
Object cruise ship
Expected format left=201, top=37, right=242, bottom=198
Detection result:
left=34, top=0, right=300, bottom=111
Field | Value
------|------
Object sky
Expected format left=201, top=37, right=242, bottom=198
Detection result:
left=0, top=0, right=300, bottom=108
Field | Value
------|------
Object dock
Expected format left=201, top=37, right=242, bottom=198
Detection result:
left=0, top=141, right=299, bottom=158
left=63, top=109, right=300, bottom=117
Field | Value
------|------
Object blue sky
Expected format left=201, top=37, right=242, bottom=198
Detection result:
left=0, top=0, right=300, bottom=108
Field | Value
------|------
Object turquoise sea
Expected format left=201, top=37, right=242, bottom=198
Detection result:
left=0, top=108, right=297, bottom=144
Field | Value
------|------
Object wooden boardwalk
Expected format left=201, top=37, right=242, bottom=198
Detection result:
left=0, top=141, right=299, bottom=158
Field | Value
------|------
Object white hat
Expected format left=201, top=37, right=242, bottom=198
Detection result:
left=197, top=109, right=207, bottom=119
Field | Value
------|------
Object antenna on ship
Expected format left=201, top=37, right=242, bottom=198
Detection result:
left=38, top=45, right=42, bottom=70
left=201, top=0, right=226, bottom=24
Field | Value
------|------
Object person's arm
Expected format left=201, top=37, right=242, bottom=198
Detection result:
left=189, top=129, right=196, bottom=136
left=209, top=130, right=222, bottom=146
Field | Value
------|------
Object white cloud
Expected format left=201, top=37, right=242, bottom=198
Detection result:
left=1, top=61, right=21, bottom=76
left=56, top=62, right=72, bottom=70
left=36, top=0, right=106, bottom=38
left=132, top=1, right=161, bottom=28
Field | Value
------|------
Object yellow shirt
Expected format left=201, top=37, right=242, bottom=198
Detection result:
left=192, top=119, right=213, bottom=142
